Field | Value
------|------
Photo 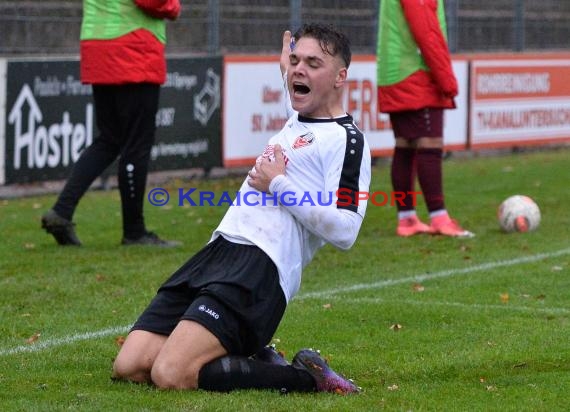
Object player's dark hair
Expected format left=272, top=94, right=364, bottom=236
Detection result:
left=293, top=23, right=351, bottom=68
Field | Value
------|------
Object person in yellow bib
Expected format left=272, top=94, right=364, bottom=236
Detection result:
left=376, top=0, right=474, bottom=238
left=41, top=0, right=181, bottom=247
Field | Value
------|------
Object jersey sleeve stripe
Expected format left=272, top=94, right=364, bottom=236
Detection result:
left=337, top=118, right=365, bottom=213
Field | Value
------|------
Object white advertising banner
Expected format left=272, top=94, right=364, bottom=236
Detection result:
left=223, top=57, right=288, bottom=167
left=222, top=55, right=469, bottom=167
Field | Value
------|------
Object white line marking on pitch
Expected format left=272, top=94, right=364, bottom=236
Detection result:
left=297, top=247, right=570, bottom=300
left=340, top=297, right=570, bottom=315
left=0, top=325, right=130, bottom=357
left=1, top=248, right=568, bottom=357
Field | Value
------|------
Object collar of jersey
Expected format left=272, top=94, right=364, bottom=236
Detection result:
left=298, top=113, right=351, bottom=123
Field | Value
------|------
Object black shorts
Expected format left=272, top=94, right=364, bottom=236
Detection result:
left=131, top=236, right=286, bottom=356
left=390, top=108, right=444, bottom=139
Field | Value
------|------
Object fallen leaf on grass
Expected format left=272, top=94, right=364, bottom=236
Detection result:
left=115, top=336, right=126, bottom=346
left=500, top=293, right=509, bottom=303
left=26, top=332, right=41, bottom=344
left=387, top=384, right=399, bottom=391
left=411, top=283, right=424, bottom=292
left=419, top=248, right=433, bottom=256
left=322, top=303, right=332, bottom=309
left=390, top=324, right=403, bottom=331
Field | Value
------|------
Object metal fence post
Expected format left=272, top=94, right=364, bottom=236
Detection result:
left=290, top=0, right=302, bottom=31
left=513, top=0, right=525, bottom=51
left=446, top=0, right=458, bottom=53
left=207, top=0, right=220, bottom=55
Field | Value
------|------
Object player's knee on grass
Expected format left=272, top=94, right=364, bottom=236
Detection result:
left=112, top=354, right=152, bottom=384
left=150, top=358, right=201, bottom=390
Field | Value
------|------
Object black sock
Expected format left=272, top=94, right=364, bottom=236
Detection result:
left=198, top=355, right=316, bottom=393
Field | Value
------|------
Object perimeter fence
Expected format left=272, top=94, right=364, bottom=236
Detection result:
left=1, top=0, right=569, bottom=56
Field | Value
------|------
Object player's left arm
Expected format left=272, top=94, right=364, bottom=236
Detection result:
left=270, top=175, right=365, bottom=250
left=401, top=0, right=457, bottom=97
left=248, top=142, right=371, bottom=250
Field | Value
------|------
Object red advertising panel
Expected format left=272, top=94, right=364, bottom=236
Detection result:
left=470, top=56, right=570, bottom=148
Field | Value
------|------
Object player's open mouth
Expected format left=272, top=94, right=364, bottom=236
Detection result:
left=293, top=83, right=311, bottom=95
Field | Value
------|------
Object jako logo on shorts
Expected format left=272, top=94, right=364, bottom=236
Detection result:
left=198, top=304, right=220, bottom=320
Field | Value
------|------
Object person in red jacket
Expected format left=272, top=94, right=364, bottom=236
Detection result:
left=377, top=0, right=473, bottom=238
left=41, top=0, right=181, bottom=247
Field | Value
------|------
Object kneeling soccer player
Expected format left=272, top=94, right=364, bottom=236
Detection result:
left=112, top=23, right=371, bottom=394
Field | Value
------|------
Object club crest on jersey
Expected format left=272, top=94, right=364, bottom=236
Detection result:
left=292, top=132, right=315, bottom=149
left=256, top=144, right=289, bottom=165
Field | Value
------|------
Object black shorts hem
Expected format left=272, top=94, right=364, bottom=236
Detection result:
left=181, top=315, right=233, bottom=354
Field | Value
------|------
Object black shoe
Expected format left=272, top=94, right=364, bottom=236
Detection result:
left=292, top=349, right=360, bottom=394
left=41, top=209, right=82, bottom=246
left=121, top=231, right=181, bottom=248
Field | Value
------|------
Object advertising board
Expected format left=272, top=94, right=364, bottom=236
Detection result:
left=470, top=56, right=570, bottom=148
left=222, top=55, right=469, bottom=167
left=2, top=57, right=222, bottom=185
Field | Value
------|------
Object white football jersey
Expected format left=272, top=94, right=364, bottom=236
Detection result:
left=213, top=112, right=371, bottom=302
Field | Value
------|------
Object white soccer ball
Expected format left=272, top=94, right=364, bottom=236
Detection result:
left=497, top=195, right=541, bottom=233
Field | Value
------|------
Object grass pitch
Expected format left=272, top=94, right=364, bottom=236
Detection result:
left=1, top=148, right=569, bottom=411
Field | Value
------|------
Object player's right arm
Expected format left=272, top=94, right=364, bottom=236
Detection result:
left=280, top=30, right=296, bottom=118
left=280, top=30, right=292, bottom=76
